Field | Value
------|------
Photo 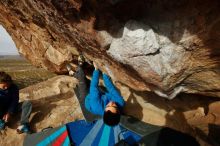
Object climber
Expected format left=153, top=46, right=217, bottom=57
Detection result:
left=0, top=71, right=32, bottom=134
left=66, top=55, right=125, bottom=126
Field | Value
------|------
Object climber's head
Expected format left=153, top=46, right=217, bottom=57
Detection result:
left=103, top=101, right=121, bottom=126
left=0, top=71, right=12, bottom=90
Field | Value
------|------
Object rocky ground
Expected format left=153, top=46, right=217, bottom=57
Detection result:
left=0, top=75, right=219, bottom=146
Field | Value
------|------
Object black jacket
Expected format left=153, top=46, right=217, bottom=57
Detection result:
left=0, top=84, right=19, bottom=114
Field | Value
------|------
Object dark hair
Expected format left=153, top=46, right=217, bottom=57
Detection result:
left=0, top=71, right=12, bottom=84
left=103, top=110, right=121, bottom=126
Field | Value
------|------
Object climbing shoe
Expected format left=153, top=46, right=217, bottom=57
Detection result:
left=78, top=53, right=93, bottom=65
left=0, top=119, right=5, bottom=130
left=66, top=63, right=76, bottom=76
left=17, top=123, right=31, bottom=134
left=41, top=126, right=53, bottom=132
left=78, top=54, right=85, bottom=66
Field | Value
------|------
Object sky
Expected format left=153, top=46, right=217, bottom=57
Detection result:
left=0, top=25, right=19, bottom=55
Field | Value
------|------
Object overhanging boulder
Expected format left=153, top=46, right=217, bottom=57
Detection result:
left=0, top=0, right=219, bottom=97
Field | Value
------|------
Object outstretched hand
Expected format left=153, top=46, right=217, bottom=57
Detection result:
left=3, top=113, right=10, bottom=122
left=93, top=62, right=111, bottom=76
left=93, top=62, right=98, bottom=70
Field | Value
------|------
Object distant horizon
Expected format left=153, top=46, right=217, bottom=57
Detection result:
left=0, top=54, right=21, bottom=56
left=0, top=54, right=24, bottom=60
left=0, top=25, right=19, bottom=55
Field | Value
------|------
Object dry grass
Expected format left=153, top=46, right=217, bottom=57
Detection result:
left=0, top=58, right=55, bottom=89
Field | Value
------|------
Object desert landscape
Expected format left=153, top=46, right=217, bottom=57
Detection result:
left=0, top=55, right=83, bottom=146
left=0, top=55, right=55, bottom=89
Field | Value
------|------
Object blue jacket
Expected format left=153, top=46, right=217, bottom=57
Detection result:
left=0, top=84, right=19, bottom=114
left=85, top=70, right=125, bottom=116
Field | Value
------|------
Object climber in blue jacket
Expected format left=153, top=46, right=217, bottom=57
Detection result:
left=66, top=56, right=125, bottom=126
left=85, top=62, right=125, bottom=126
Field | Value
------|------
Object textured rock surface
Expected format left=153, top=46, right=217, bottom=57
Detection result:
left=0, top=0, right=220, bottom=145
left=0, top=75, right=83, bottom=146
left=118, top=82, right=220, bottom=146
left=0, top=76, right=219, bottom=146
left=107, top=20, right=190, bottom=99
left=0, top=0, right=219, bottom=98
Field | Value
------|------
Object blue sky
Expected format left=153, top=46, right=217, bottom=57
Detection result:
left=0, top=25, right=19, bottom=55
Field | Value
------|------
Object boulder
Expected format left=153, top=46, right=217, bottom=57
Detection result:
left=0, top=0, right=220, bottom=145
left=119, top=83, right=220, bottom=145
left=0, top=0, right=219, bottom=98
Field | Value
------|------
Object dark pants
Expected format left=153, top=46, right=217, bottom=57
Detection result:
left=74, top=65, right=89, bottom=101
left=74, top=65, right=100, bottom=121
left=0, top=100, right=32, bottom=125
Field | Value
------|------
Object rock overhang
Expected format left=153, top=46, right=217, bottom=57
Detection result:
left=0, top=0, right=219, bottom=98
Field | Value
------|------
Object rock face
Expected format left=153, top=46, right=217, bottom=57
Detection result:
left=0, top=0, right=219, bottom=98
left=0, top=1, right=220, bottom=145
left=0, top=76, right=83, bottom=146
left=119, top=82, right=220, bottom=146
left=107, top=20, right=190, bottom=99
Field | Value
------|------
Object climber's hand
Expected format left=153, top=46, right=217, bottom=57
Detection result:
left=3, top=113, right=11, bottom=122
left=93, top=62, right=98, bottom=70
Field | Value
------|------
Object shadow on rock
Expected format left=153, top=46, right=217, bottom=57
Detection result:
left=30, top=91, right=74, bottom=132
left=195, top=124, right=220, bottom=146
left=123, top=86, right=220, bottom=145
left=125, top=88, right=144, bottom=120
